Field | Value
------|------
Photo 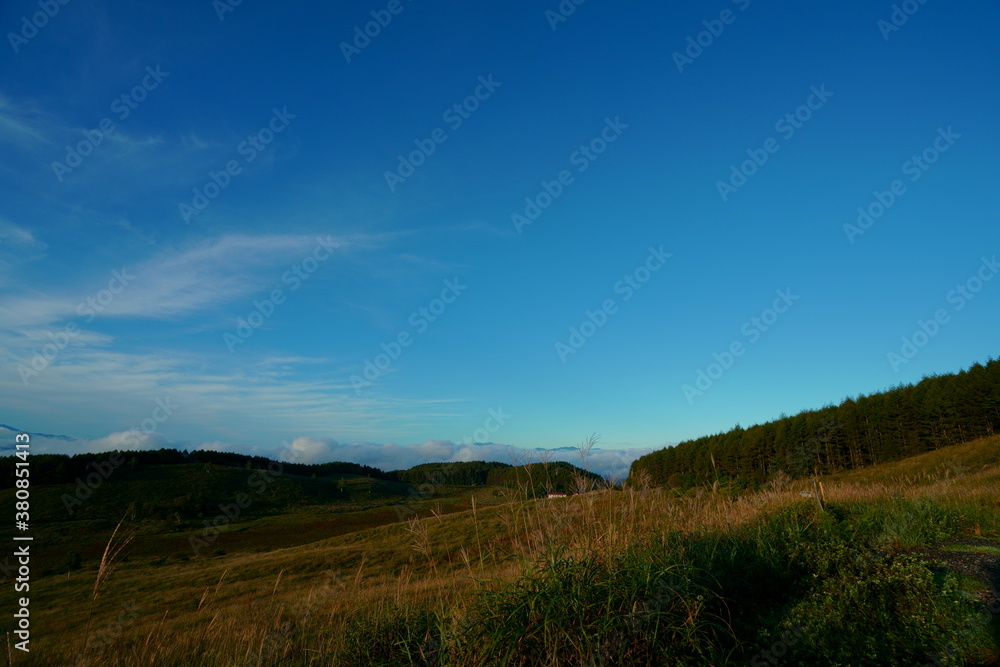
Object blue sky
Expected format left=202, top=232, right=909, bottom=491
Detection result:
left=1, top=0, right=997, bottom=478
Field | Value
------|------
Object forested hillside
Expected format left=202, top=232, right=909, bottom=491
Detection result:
left=485, top=461, right=605, bottom=494
left=631, top=359, right=1000, bottom=489
left=0, top=448, right=388, bottom=488
left=387, top=461, right=512, bottom=486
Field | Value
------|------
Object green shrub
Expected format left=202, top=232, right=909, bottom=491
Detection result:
left=779, top=552, right=985, bottom=666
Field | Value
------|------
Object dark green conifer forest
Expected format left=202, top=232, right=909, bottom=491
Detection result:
left=631, top=359, right=1000, bottom=489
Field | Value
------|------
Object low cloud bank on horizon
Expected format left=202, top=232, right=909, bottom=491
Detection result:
left=0, top=427, right=653, bottom=480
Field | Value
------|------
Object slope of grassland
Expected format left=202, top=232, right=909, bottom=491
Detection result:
left=819, top=433, right=1000, bottom=487
left=3, top=435, right=999, bottom=665
left=0, top=462, right=484, bottom=577
left=1, top=492, right=529, bottom=665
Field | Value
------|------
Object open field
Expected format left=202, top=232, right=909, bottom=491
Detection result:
left=2, top=435, right=999, bottom=665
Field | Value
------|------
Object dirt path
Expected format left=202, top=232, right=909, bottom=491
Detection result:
left=901, top=537, right=1000, bottom=611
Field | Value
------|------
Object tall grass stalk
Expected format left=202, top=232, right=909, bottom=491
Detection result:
left=82, top=514, right=135, bottom=655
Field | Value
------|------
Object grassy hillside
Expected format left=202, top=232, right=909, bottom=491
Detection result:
left=485, top=460, right=605, bottom=495
left=2, top=435, right=998, bottom=665
left=0, top=456, right=585, bottom=580
left=388, top=461, right=513, bottom=486
left=822, top=434, right=1000, bottom=487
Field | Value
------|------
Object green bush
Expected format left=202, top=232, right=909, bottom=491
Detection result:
left=779, top=552, right=985, bottom=666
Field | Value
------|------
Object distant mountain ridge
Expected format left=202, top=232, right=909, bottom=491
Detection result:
left=0, top=423, right=76, bottom=441
left=0, top=447, right=602, bottom=496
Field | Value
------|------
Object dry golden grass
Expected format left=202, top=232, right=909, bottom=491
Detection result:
left=8, top=434, right=1000, bottom=665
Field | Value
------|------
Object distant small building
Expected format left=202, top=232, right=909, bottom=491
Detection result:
left=547, top=492, right=568, bottom=499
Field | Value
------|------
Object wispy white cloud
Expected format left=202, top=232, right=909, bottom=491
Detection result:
left=0, top=91, right=222, bottom=198
left=0, top=94, right=164, bottom=167
left=0, top=218, right=43, bottom=247
left=0, top=218, right=47, bottom=274
left=0, top=233, right=355, bottom=328
left=104, top=234, right=346, bottom=320
left=0, top=340, right=464, bottom=446
left=0, top=96, right=52, bottom=150
left=0, top=233, right=377, bottom=429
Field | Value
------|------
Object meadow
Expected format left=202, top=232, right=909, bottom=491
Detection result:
left=2, top=435, right=999, bottom=665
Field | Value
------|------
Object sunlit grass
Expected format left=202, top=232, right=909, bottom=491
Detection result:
left=941, top=544, right=1000, bottom=556
left=4, top=434, right=1000, bottom=665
